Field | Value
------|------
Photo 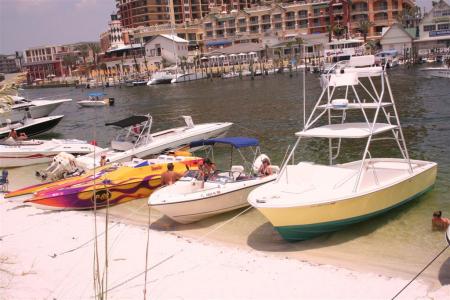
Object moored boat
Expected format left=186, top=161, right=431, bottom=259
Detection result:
left=147, top=72, right=174, bottom=85
left=149, top=137, right=278, bottom=224
left=0, top=114, right=64, bottom=139
left=171, top=72, right=207, bottom=83
left=6, top=155, right=203, bottom=210
left=77, top=93, right=114, bottom=107
left=248, top=55, right=437, bottom=241
left=72, top=115, right=232, bottom=170
left=0, top=95, right=71, bottom=124
left=0, top=137, right=102, bottom=168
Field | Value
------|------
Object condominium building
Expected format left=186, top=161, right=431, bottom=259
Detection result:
left=202, top=0, right=416, bottom=47
left=115, top=0, right=257, bottom=27
left=0, top=54, right=20, bottom=74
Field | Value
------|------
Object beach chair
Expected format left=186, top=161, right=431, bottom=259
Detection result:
left=0, top=169, right=8, bottom=192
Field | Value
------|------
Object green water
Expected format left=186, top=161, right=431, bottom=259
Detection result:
left=23, top=66, right=450, bottom=286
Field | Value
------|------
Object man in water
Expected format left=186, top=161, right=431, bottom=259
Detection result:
left=432, top=211, right=450, bottom=231
left=161, top=163, right=182, bottom=186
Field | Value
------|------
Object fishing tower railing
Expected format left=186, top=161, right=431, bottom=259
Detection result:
left=279, top=55, right=412, bottom=193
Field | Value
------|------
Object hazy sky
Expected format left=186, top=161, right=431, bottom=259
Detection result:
left=0, top=0, right=115, bottom=54
left=0, top=0, right=436, bottom=54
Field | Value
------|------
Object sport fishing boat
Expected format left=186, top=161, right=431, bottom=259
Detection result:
left=248, top=55, right=437, bottom=241
left=77, top=92, right=114, bottom=107
left=6, top=155, right=203, bottom=210
left=0, top=114, right=64, bottom=139
left=0, top=95, right=71, bottom=124
left=68, top=115, right=232, bottom=170
left=149, top=137, right=278, bottom=224
left=0, top=137, right=101, bottom=168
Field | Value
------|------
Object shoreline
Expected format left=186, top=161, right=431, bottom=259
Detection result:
left=1, top=165, right=449, bottom=298
left=2, top=194, right=449, bottom=299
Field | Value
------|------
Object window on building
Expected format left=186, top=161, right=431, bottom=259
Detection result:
left=238, top=18, right=246, bottom=25
left=437, top=23, right=450, bottom=30
left=423, top=24, right=436, bottom=32
left=205, top=23, right=212, bottom=29
left=206, top=31, right=213, bottom=37
left=298, top=10, right=308, bottom=18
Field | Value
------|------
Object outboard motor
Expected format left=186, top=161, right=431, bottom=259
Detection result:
left=108, top=97, right=115, bottom=106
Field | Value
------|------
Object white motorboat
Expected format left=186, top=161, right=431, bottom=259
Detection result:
left=77, top=92, right=114, bottom=107
left=171, top=72, right=207, bottom=83
left=0, top=95, right=71, bottom=124
left=0, top=137, right=101, bottom=168
left=73, top=115, right=233, bottom=170
left=149, top=137, right=278, bottom=224
left=248, top=55, right=437, bottom=241
left=0, top=114, right=64, bottom=139
left=222, top=72, right=239, bottom=79
left=147, top=72, right=174, bottom=85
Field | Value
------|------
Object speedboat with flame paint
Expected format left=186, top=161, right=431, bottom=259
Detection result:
left=248, top=56, right=437, bottom=241
left=6, top=155, right=202, bottom=210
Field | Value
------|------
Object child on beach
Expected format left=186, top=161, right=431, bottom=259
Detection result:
left=432, top=211, right=450, bottom=231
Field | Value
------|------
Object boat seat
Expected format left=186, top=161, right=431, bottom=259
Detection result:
left=231, top=165, right=244, bottom=173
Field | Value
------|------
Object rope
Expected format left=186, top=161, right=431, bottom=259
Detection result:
left=102, top=206, right=253, bottom=295
left=391, top=244, right=449, bottom=299
left=143, top=206, right=152, bottom=300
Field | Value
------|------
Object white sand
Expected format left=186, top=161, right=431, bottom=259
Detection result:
left=1, top=193, right=449, bottom=300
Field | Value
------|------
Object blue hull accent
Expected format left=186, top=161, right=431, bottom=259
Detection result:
left=275, top=186, right=434, bottom=242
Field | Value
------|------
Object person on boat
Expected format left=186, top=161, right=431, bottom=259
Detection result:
left=161, top=163, right=182, bottom=186
left=100, top=154, right=108, bottom=167
left=8, top=129, right=27, bottom=141
left=258, top=158, right=273, bottom=177
left=432, top=211, right=450, bottom=231
left=200, top=158, right=216, bottom=181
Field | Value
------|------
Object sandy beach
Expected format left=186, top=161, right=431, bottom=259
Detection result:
left=1, top=165, right=449, bottom=299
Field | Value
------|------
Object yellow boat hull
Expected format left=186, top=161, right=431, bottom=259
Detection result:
left=256, top=163, right=437, bottom=241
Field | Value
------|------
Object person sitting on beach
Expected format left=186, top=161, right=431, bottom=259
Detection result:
left=8, top=129, right=27, bottom=141
left=258, top=158, right=273, bottom=177
left=432, top=211, right=450, bottom=231
left=161, top=163, right=182, bottom=186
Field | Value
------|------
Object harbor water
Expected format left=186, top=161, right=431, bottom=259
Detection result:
left=18, top=67, right=450, bottom=286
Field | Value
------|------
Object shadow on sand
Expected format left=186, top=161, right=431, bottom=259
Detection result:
left=246, top=199, right=421, bottom=252
left=438, top=256, right=450, bottom=286
left=150, top=207, right=254, bottom=232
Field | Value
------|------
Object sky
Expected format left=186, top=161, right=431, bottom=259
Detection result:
left=0, top=0, right=115, bottom=54
left=0, top=0, right=436, bottom=55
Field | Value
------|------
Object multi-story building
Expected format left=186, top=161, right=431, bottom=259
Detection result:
left=0, top=54, right=20, bottom=74
left=202, top=1, right=416, bottom=48
left=22, top=45, right=69, bottom=81
left=415, top=0, right=450, bottom=55
left=115, top=0, right=257, bottom=28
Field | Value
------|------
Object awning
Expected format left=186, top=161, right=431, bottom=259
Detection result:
left=189, top=137, right=259, bottom=149
left=238, top=53, right=246, bottom=56
left=106, top=115, right=149, bottom=128
left=206, top=40, right=232, bottom=47
left=248, top=52, right=257, bottom=55
left=210, top=55, right=218, bottom=59
left=219, top=55, right=226, bottom=58
left=88, top=92, right=106, bottom=97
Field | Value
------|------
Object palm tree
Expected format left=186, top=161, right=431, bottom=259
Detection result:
left=326, top=25, right=333, bottom=43
left=62, top=54, right=77, bottom=77
left=75, top=44, right=89, bottom=64
left=332, top=24, right=346, bottom=41
left=358, top=20, right=374, bottom=43
left=87, top=43, right=101, bottom=66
